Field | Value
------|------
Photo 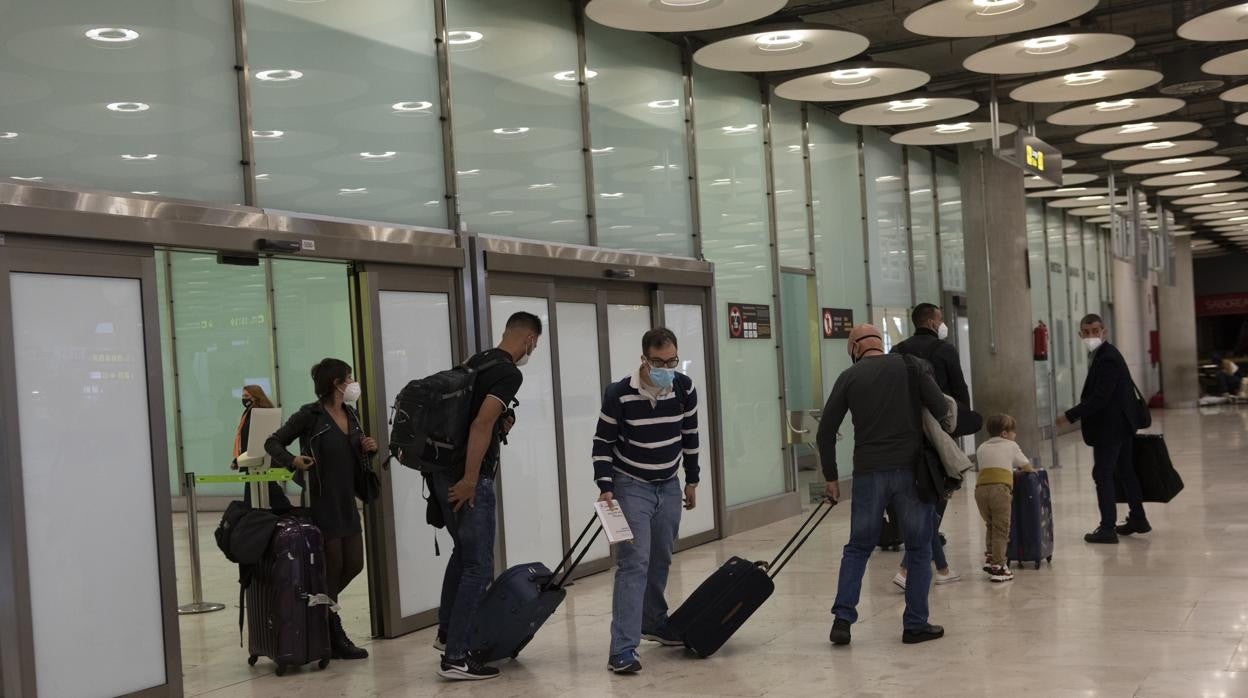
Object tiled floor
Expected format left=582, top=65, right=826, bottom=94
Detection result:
left=176, top=406, right=1248, bottom=697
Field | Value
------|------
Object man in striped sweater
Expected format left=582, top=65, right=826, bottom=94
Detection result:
left=594, top=327, right=699, bottom=674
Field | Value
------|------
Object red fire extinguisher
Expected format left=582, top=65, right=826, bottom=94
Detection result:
left=1033, top=321, right=1049, bottom=361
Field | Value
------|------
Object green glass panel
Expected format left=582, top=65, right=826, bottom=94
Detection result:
left=771, top=95, right=810, bottom=270
left=271, top=259, right=354, bottom=413
left=936, top=158, right=966, bottom=293
left=908, top=150, right=939, bottom=304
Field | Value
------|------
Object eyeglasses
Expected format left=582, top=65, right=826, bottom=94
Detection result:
left=646, top=356, right=680, bottom=369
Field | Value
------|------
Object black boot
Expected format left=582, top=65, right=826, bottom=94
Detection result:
left=330, top=612, right=369, bottom=660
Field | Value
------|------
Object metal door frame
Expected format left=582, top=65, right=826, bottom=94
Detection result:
left=351, top=263, right=467, bottom=639
left=0, top=235, right=182, bottom=697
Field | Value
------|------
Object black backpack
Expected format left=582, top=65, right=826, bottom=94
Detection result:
left=388, top=354, right=503, bottom=474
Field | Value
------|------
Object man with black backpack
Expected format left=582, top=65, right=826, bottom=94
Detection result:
left=430, top=311, right=541, bottom=681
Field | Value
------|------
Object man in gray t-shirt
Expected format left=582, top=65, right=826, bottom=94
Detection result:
left=818, top=324, right=948, bottom=648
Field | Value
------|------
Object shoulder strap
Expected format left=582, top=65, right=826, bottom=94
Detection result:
left=901, top=355, right=925, bottom=453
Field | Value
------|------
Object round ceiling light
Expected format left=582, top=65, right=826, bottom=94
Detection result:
left=904, top=0, right=1098, bottom=39
left=1158, top=180, right=1248, bottom=197
left=106, top=101, right=150, bottom=113
left=447, top=30, right=483, bottom=46
left=1178, top=3, right=1248, bottom=42
left=1122, top=155, right=1230, bottom=175
left=838, top=95, right=978, bottom=126
left=1075, top=121, right=1202, bottom=145
left=1142, top=169, right=1239, bottom=188
left=1009, top=68, right=1162, bottom=103
left=1045, top=96, right=1185, bottom=126
left=1202, top=47, right=1248, bottom=76
left=775, top=62, right=930, bottom=102
left=1174, top=191, right=1247, bottom=205
left=85, top=27, right=140, bottom=43
left=890, top=121, right=1017, bottom=146
left=1220, top=84, right=1248, bottom=103
left=1180, top=199, right=1248, bottom=213
left=255, top=69, right=303, bottom=82
left=964, top=32, right=1133, bottom=75
left=1102, top=139, right=1217, bottom=161
left=693, top=23, right=869, bottom=72
left=585, top=0, right=786, bottom=33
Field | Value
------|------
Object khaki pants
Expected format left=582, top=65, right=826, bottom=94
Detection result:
left=975, top=483, right=1012, bottom=566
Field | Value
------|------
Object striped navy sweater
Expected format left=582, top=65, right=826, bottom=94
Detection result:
left=593, top=368, right=700, bottom=493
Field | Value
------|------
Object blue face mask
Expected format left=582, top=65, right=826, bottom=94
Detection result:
left=649, top=367, right=676, bottom=390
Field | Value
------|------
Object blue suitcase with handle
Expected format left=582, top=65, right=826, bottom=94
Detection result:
left=1007, top=469, right=1054, bottom=570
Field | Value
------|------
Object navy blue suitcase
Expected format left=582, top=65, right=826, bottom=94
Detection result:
left=468, top=517, right=602, bottom=662
left=1007, top=469, right=1054, bottom=570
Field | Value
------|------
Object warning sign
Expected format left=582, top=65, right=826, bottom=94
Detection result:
left=727, top=303, right=771, bottom=340
left=821, top=308, right=853, bottom=339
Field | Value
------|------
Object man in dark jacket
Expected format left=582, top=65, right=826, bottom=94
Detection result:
left=1057, top=313, right=1150, bottom=544
left=893, top=303, right=970, bottom=407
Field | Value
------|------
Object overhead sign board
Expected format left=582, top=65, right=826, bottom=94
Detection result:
left=997, top=131, right=1064, bottom=187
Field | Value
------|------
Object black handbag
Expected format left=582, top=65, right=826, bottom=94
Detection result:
left=1128, top=378, right=1153, bottom=430
left=354, top=460, right=382, bottom=504
left=1116, top=433, right=1184, bottom=503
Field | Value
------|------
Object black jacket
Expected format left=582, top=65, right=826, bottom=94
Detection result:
left=264, top=402, right=371, bottom=497
left=1065, top=342, right=1136, bottom=447
left=892, top=328, right=972, bottom=407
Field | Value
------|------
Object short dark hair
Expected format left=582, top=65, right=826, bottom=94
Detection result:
left=1080, top=313, right=1104, bottom=328
left=311, top=358, right=352, bottom=402
left=642, top=327, right=678, bottom=355
left=986, top=414, right=1017, bottom=437
left=506, top=311, right=543, bottom=336
left=912, top=303, right=941, bottom=328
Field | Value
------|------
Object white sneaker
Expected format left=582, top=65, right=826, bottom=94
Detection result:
left=934, top=570, right=962, bottom=585
left=892, top=571, right=907, bottom=590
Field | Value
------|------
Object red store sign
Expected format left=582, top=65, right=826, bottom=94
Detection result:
left=1196, top=293, right=1248, bottom=317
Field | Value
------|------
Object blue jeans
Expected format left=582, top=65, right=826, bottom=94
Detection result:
left=901, top=503, right=948, bottom=571
left=609, top=476, right=682, bottom=660
left=833, top=468, right=935, bottom=630
left=433, top=474, right=497, bottom=660
left=1093, top=437, right=1146, bottom=529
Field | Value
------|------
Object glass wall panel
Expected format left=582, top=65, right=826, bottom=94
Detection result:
left=1068, top=216, right=1089, bottom=392
left=663, top=303, right=716, bottom=537
left=908, top=148, right=940, bottom=304
left=607, top=303, right=653, bottom=381
left=809, top=111, right=866, bottom=481
left=584, top=22, right=691, bottom=256
left=1047, top=207, right=1073, bottom=408
left=1026, top=201, right=1052, bottom=427
left=447, top=0, right=587, bottom=243
left=863, top=129, right=911, bottom=312
left=244, top=0, right=446, bottom=226
left=780, top=272, right=817, bottom=410
left=692, top=66, right=785, bottom=506
left=271, top=259, right=354, bottom=411
left=935, top=158, right=965, bottom=293
left=170, top=253, right=273, bottom=496
left=0, top=2, right=243, bottom=202
left=770, top=96, right=811, bottom=270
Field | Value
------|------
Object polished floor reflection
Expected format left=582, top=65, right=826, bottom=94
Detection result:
left=177, top=406, right=1248, bottom=697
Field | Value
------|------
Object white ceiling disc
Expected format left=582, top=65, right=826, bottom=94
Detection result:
left=1009, top=69, right=1162, bottom=103
left=1076, top=121, right=1202, bottom=145
left=1045, top=97, right=1185, bottom=126
left=838, top=95, right=978, bottom=126
left=1049, top=194, right=1123, bottom=208
left=1122, top=155, right=1230, bottom=175
left=1158, top=180, right=1248, bottom=196
left=1142, top=169, right=1239, bottom=187
left=776, top=63, right=930, bottom=102
left=1179, top=198, right=1248, bottom=211
left=1220, top=84, right=1248, bottom=103
left=1026, top=185, right=1106, bottom=198
left=1087, top=215, right=1113, bottom=223
left=889, top=121, right=1016, bottom=145
left=1178, top=4, right=1248, bottom=42
left=585, top=0, right=786, bottom=32
left=693, top=24, right=869, bottom=73
left=904, top=0, right=1098, bottom=39
left=1194, top=209, right=1248, bottom=221
left=1202, top=47, right=1248, bottom=75
left=1102, top=140, right=1218, bottom=161
left=1236, top=113, right=1248, bottom=127
left=1024, top=173, right=1100, bottom=190
left=1067, top=205, right=1126, bottom=216
left=964, top=33, right=1134, bottom=75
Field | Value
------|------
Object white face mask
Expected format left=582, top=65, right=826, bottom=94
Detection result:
left=1083, top=337, right=1103, bottom=353
left=341, top=381, right=362, bottom=403
left=515, top=340, right=534, bottom=367
left=937, top=322, right=949, bottom=340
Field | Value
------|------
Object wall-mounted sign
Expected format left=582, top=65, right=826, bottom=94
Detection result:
left=1196, top=293, right=1248, bottom=317
left=727, top=302, right=771, bottom=339
left=821, top=308, right=854, bottom=339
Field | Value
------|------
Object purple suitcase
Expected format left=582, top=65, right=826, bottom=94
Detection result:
left=246, top=516, right=333, bottom=675
left=1007, top=469, right=1054, bottom=570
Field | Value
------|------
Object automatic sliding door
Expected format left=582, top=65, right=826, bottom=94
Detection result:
left=661, top=298, right=718, bottom=540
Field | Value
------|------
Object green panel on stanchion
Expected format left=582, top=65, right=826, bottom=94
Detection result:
left=194, top=471, right=293, bottom=485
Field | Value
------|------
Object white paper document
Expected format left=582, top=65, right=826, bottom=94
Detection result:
left=595, top=500, right=635, bottom=544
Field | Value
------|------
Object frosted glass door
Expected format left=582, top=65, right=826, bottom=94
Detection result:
left=491, top=296, right=564, bottom=567
left=377, top=290, right=454, bottom=618
left=10, top=272, right=167, bottom=697
left=664, top=303, right=716, bottom=537
left=554, top=302, right=609, bottom=565
left=607, top=303, right=652, bottom=381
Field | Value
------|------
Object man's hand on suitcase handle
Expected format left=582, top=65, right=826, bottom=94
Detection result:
left=824, top=480, right=840, bottom=504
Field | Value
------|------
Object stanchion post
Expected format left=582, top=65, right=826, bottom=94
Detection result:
left=177, top=471, right=226, bottom=615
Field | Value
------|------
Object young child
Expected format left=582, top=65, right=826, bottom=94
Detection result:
left=975, top=414, right=1035, bottom=583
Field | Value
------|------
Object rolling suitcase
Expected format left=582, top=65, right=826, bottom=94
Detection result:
left=246, top=515, right=333, bottom=676
left=667, top=498, right=836, bottom=658
left=1007, top=470, right=1054, bottom=570
left=468, top=516, right=603, bottom=662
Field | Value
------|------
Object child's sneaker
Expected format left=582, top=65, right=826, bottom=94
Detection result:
left=988, top=565, right=1014, bottom=583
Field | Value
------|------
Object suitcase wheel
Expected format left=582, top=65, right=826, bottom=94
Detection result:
left=318, top=658, right=330, bottom=670
left=247, top=655, right=258, bottom=667
left=275, top=664, right=288, bottom=677
left=1034, top=561, right=1041, bottom=570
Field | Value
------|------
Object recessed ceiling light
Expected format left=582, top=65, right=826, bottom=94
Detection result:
left=447, top=30, right=483, bottom=45
left=1201, top=192, right=1228, bottom=198
left=1189, top=183, right=1218, bottom=189
left=255, top=69, right=303, bottom=82
left=359, top=151, right=397, bottom=160
left=528, top=183, right=556, bottom=189
left=660, top=0, right=713, bottom=6
left=972, top=0, right=1024, bottom=16
left=553, top=69, right=597, bottom=81
left=1175, top=171, right=1208, bottom=177
left=255, top=173, right=270, bottom=180
left=1159, top=158, right=1193, bottom=165
left=1064, top=71, right=1107, bottom=87
left=1055, top=187, right=1087, bottom=193
left=601, top=192, right=625, bottom=198
left=11, top=176, right=43, bottom=181
left=1077, top=195, right=1103, bottom=201
left=1095, top=99, right=1135, bottom=112
left=934, top=122, right=973, bottom=134
left=338, top=187, right=368, bottom=195
left=722, top=124, right=758, bottom=135
left=493, top=127, right=530, bottom=136
left=651, top=164, right=678, bottom=171
left=424, top=200, right=439, bottom=206
left=391, top=101, right=433, bottom=113
left=1229, top=215, right=1248, bottom=221
left=754, top=32, right=804, bottom=52
left=1120, top=122, right=1158, bottom=134
left=85, top=27, right=140, bottom=43
left=888, top=98, right=930, bottom=112
left=456, top=168, right=480, bottom=176
left=1211, top=202, right=1239, bottom=207
left=106, top=101, right=149, bottom=113
left=591, top=146, right=614, bottom=154
left=252, top=130, right=284, bottom=139
left=829, top=69, right=873, bottom=86
left=875, top=175, right=900, bottom=183
left=0, top=132, right=16, bottom=139
left=131, top=190, right=159, bottom=195
left=1023, top=36, right=1070, bottom=56
left=1142, top=141, right=1175, bottom=150
left=647, top=99, right=681, bottom=110
left=121, top=153, right=158, bottom=160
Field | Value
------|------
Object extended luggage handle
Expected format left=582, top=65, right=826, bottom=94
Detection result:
left=762, top=497, right=837, bottom=580
left=545, top=514, right=604, bottom=591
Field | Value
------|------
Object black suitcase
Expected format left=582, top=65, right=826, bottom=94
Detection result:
left=667, top=498, right=836, bottom=657
left=878, top=504, right=903, bottom=551
left=246, top=516, right=333, bottom=675
left=1007, top=470, right=1054, bottom=570
left=468, top=516, right=602, bottom=662
left=1117, top=433, right=1184, bottom=503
